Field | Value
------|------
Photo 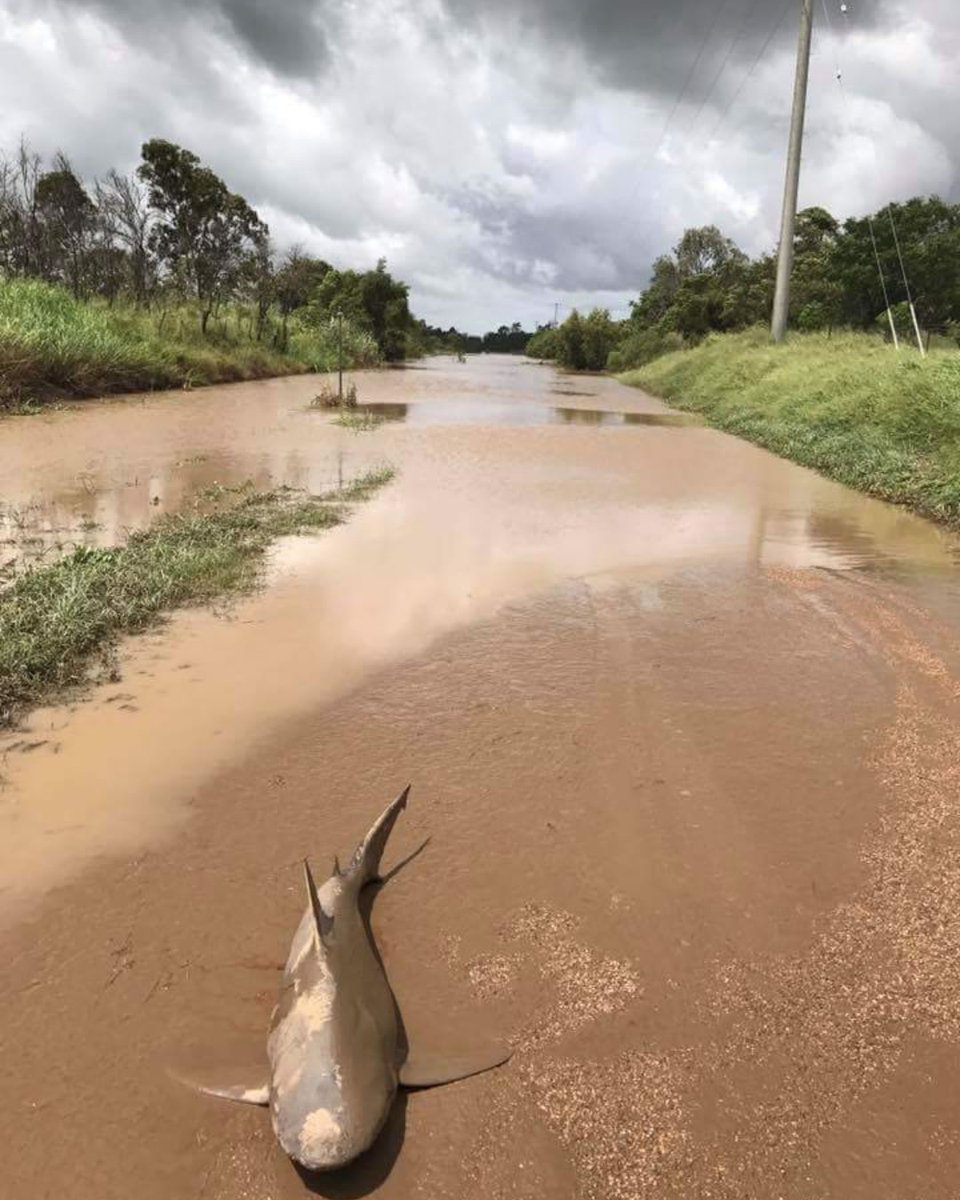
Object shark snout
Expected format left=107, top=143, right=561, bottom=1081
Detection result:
left=282, top=1106, right=353, bottom=1172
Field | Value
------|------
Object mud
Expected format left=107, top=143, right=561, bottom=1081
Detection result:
left=2, top=356, right=960, bottom=1198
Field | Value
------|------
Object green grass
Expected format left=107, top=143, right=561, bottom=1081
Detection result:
left=332, top=410, right=384, bottom=432
left=622, top=328, right=960, bottom=525
left=0, top=466, right=395, bottom=727
left=0, top=278, right=379, bottom=406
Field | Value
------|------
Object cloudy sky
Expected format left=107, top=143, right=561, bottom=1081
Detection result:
left=1, top=0, right=956, bottom=331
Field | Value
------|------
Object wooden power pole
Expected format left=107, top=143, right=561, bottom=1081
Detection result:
left=771, top=0, right=815, bottom=343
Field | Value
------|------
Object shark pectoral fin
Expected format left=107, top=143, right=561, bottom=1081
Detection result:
left=168, top=1065, right=270, bottom=1106
left=196, top=1081, right=270, bottom=1105
left=398, top=1045, right=512, bottom=1089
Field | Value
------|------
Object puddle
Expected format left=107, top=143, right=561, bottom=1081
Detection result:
left=0, top=355, right=958, bottom=918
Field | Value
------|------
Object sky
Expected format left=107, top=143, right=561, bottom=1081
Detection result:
left=1, top=0, right=957, bottom=332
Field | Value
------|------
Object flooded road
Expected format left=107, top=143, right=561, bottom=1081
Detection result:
left=2, top=355, right=960, bottom=1199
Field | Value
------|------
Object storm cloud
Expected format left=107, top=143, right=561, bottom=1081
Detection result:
left=1, top=0, right=957, bottom=329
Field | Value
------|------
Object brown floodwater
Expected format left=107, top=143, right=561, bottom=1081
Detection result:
left=2, top=355, right=960, bottom=1199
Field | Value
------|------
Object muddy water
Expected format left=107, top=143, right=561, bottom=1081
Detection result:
left=2, top=356, right=960, bottom=1199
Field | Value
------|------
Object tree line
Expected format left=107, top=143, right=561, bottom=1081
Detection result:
left=0, top=138, right=424, bottom=361
left=529, top=195, right=960, bottom=371
left=412, top=321, right=534, bottom=355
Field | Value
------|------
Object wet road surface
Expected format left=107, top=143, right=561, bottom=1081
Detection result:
left=1, top=356, right=960, bottom=1198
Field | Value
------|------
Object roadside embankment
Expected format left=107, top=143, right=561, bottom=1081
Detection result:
left=622, top=328, right=960, bottom=526
left=0, top=278, right=378, bottom=408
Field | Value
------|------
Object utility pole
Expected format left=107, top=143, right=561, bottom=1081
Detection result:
left=771, top=0, right=814, bottom=343
left=553, top=302, right=559, bottom=329
left=336, top=309, right=344, bottom=402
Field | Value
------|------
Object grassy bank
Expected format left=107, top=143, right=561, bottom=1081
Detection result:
left=0, top=467, right=394, bottom=727
left=0, top=278, right=379, bottom=408
left=622, top=329, right=960, bottom=525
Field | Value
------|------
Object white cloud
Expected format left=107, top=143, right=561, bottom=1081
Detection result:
left=0, top=0, right=957, bottom=330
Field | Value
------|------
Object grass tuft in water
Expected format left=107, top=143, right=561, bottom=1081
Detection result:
left=0, top=466, right=395, bottom=727
left=310, top=381, right=359, bottom=410
left=622, top=328, right=960, bottom=526
left=332, top=409, right=384, bottom=432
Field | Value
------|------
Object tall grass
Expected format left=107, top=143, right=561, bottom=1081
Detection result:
left=622, top=328, right=960, bottom=525
left=0, top=278, right=379, bottom=406
left=0, top=467, right=395, bottom=726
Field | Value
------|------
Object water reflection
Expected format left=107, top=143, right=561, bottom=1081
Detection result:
left=352, top=399, right=703, bottom=429
left=0, top=356, right=957, bottom=586
left=1, top=444, right=354, bottom=575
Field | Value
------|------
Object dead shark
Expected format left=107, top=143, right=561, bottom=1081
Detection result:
left=193, top=786, right=510, bottom=1171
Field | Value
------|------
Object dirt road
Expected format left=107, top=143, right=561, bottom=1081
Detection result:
left=2, top=356, right=960, bottom=1198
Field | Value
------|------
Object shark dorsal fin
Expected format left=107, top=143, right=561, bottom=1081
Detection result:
left=303, top=858, right=334, bottom=941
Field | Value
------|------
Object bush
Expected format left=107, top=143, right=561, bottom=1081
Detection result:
left=549, top=308, right=621, bottom=371
left=527, top=327, right=560, bottom=360
left=608, top=328, right=684, bottom=372
left=286, top=315, right=379, bottom=373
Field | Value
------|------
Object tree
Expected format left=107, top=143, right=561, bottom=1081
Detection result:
left=831, top=198, right=960, bottom=333
left=789, top=210, right=843, bottom=331
left=274, top=247, right=331, bottom=316
left=630, top=255, right=681, bottom=327
left=271, top=248, right=331, bottom=349
left=307, top=258, right=412, bottom=361
left=34, top=154, right=98, bottom=298
left=96, top=169, right=154, bottom=305
left=362, top=260, right=411, bottom=360
left=674, top=225, right=747, bottom=279
left=580, top=309, right=620, bottom=370
left=557, top=309, right=586, bottom=370
left=138, top=138, right=269, bottom=332
left=0, top=140, right=44, bottom=279
left=526, top=324, right=560, bottom=360
left=481, top=322, right=532, bottom=353
left=627, top=225, right=751, bottom=343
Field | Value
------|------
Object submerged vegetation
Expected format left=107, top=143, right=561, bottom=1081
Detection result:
left=310, top=380, right=359, bottom=410
left=625, top=329, right=960, bottom=525
left=333, top=411, right=385, bottom=432
left=0, top=467, right=395, bottom=726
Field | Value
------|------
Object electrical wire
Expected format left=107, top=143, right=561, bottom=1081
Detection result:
left=687, top=0, right=769, bottom=133
left=640, top=0, right=742, bottom=175
left=619, top=0, right=747, bottom=272
left=705, top=0, right=795, bottom=143
left=821, top=0, right=922, bottom=351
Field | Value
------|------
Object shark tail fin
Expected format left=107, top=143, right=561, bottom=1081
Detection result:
left=345, top=785, right=410, bottom=886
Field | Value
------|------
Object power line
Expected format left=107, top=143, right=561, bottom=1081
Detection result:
left=821, top=0, right=922, bottom=352
left=705, top=0, right=795, bottom=143
left=687, top=0, right=768, bottom=133
left=640, top=0, right=742, bottom=175
left=620, top=0, right=746, bottom=276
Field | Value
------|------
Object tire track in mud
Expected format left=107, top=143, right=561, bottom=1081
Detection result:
left=438, top=569, right=960, bottom=1200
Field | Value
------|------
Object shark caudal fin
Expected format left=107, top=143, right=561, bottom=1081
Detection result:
left=345, top=785, right=411, bottom=886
